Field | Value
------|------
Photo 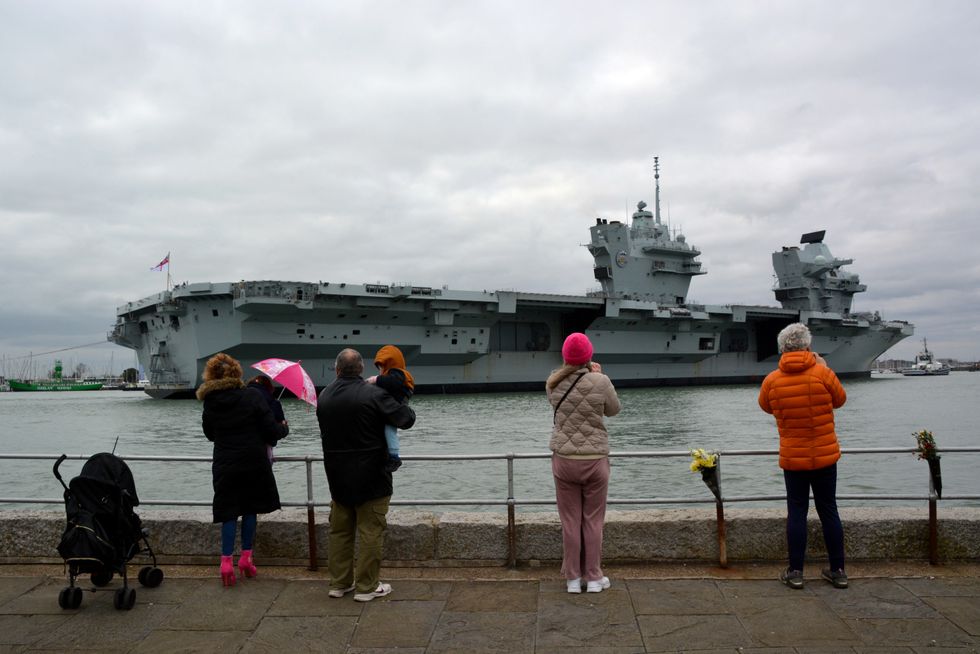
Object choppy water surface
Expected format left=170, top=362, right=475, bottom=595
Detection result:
left=2, top=373, right=977, bottom=512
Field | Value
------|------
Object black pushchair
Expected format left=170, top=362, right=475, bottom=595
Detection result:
left=53, top=452, right=164, bottom=610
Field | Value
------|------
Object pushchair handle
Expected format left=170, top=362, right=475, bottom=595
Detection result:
left=53, top=454, right=69, bottom=490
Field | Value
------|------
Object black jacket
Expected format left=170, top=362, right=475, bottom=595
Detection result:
left=375, top=368, right=413, bottom=404
left=199, top=378, right=289, bottom=523
left=247, top=380, right=286, bottom=422
left=316, top=375, right=416, bottom=506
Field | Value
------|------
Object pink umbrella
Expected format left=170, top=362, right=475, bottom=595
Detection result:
left=251, top=358, right=318, bottom=407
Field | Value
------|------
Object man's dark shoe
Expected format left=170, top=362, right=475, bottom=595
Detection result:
left=780, top=567, right=804, bottom=590
left=821, top=568, right=848, bottom=589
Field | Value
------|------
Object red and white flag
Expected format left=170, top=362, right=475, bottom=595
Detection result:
left=150, top=253, right=170, bottom=271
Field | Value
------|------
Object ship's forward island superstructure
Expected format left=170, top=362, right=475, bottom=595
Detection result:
left=109, top=160, right=913, bottom=398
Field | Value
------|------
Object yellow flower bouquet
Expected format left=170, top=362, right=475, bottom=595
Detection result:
left=690, top=448, right=721, bottom=500
left=689, top=448, right=717, bottom=472
left=913, top=429, right=942, bottom=498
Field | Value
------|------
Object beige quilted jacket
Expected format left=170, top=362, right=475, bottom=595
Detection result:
left=547, top=366, right=621, bottom=457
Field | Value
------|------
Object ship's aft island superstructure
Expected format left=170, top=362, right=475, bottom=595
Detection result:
left=109, top=159, right=913, bottom=398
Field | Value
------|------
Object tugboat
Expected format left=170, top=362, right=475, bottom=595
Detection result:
left=901, top=339, right=951, bottom=376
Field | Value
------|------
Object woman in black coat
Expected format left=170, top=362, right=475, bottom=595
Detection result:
left=197, top=353, right=288, bottom=586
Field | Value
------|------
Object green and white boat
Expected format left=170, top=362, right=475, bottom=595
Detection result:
left=8, top=360, right=104, bottom=392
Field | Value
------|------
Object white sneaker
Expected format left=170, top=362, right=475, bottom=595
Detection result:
left=354, top=582, right=392, bottom=602
left=328, top=584, right=355, bottom=598
left=566, top=578, right=582, bottom=594
left=586, top=577, right=610, bottom=593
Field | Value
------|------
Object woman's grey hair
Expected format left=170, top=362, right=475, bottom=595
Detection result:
left=777, top=323, right=812, bottom=353
left=335, top=348, right=364, bottom=377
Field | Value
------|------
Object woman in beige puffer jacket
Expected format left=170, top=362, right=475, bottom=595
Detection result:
left=547, top=333, right=621, bottom=594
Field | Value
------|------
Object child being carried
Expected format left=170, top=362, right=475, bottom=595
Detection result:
left=367, top=345, right=414, bottom=472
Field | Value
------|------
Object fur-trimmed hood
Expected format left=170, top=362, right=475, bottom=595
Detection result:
left=196, top=377, right=245, bottom=401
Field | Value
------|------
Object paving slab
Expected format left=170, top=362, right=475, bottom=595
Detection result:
left=635, top=613, right=751, bottom=650
left=266, top=579, right=362, bottom=616
left=843, top=616, right=975, bottom=648
left=809, top=578, right=941, bottom=619
left=0, top=579, right=43, bottom=608
left=428, top=610, right=536, bottom=652
left=627, top=579, right=729, bottom=615
left=0, top=614, right=71, bottom=647
left=351, top=599, right=444, bottom=648
left=131, top=629, right=250, bottom=653
left=31, top=602, right=177, bottom=651
left=898, top=576, right=980, bottom=597
left=445, top=580, right=538, bottom=612
left=535, top=647, right=647, bottom=654
left=241, top=615, right=356, bottom=653
left=159, top=577, right=286, bottom=630
left=727, top=595, right=861, bottom=647
left=389, top=579, right=453, bottom=601
left=537, top=588, right=643, bottom=649
left=920, top=596, right=980, bottom=636
left=2, top=566, right=980, bottom=651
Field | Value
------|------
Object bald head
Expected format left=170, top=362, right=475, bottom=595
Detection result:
left=335, top=348, right=364, bottom=377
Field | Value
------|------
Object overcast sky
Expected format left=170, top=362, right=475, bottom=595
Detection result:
left=1, top=0, right=978, bottom=378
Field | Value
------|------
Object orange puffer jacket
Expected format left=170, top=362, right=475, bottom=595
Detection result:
left=758, top=350, right=847, bottom=471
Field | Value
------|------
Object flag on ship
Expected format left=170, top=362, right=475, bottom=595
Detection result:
left=151, top=253, right=170, bottom=271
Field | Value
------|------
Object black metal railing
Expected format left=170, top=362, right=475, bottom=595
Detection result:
left=1, top=447, right=975, bottom=569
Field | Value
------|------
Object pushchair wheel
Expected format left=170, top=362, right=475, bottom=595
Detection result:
left=138, top=566, right=164, bottom=588
left=91, top=569, right=113, bottom=587
left=113, top=587, right=136, bottom=611
left=58, top=586, right=82, bottom=610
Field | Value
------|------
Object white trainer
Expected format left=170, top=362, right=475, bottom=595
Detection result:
left=354, top=582, right=392, bottom=602
left=566, top=578, right=582, bottom=594
left=328, top=584, right=355, bottom=598
left=586, top=577, right=610, bottom=593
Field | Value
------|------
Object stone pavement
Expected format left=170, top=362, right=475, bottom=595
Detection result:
left=1, top=562, right=979, bottom=652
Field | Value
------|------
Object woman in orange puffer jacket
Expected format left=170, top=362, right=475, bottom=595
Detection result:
left=759, top=323, right=848, bottom=591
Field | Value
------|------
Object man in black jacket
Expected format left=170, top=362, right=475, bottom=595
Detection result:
left=316, top=348, right=416, bottom=602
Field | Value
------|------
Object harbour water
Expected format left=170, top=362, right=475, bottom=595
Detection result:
left=1, top=373, right=977, bottom=512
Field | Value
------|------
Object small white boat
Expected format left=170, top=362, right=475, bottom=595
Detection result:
left=901, top=339, right=950, bottom=376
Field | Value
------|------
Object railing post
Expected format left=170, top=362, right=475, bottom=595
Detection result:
left=305, top=458, right=318, bottom=571
left=928, top=466, right=938, bottom=565
left=506, top=454, right=517, bottom=568
left=715, top=456, right=728, bottom=568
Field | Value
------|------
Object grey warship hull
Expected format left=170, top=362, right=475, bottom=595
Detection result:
left=110, top=280, right=911, bottom=399
left=109, top=161, right=912, bottom=397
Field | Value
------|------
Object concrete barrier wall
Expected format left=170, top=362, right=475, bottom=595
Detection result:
left=2, top=507, right=978, bottom=567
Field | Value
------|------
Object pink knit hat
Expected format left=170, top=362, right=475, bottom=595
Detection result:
left=561, top=332, right=593, bottom=366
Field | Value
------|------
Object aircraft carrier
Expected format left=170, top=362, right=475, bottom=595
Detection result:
left=109, top=161, right=913, bottom=398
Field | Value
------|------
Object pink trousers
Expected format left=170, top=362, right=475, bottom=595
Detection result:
left=551, top=456, right=610, bottom=582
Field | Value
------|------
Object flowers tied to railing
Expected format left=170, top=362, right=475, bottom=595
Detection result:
left=914, top=429, right=942, bottom=499
left=690, top=448, right=721, bottom=501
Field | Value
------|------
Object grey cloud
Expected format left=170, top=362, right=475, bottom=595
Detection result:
left=2, top=0, right=979, bottom=369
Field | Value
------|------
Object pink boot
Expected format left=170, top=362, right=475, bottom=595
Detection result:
left=220, top=555, right=236, bottom=587
left=238, top=549, right=257, bottom=578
